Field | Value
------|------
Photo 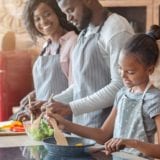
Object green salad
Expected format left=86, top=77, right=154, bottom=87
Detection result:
left=29, top=119, right=54, bottom=141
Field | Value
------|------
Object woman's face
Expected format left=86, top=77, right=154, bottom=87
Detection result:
left=118, top=52, right=151, bottom=90
left=33, top=3, right=60, bottom=37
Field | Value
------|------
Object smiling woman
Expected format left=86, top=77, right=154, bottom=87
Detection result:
left=13, top=0, right=78, bottom=122
left=33, top=3, right=61, bottom=40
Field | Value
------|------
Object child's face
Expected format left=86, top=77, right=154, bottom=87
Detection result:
left=118, top=52, right=151, bottom=90
left=33, top=3, right=60, bottom=37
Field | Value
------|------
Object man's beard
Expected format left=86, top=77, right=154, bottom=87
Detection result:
left=78, top=5, right=92, bottom=30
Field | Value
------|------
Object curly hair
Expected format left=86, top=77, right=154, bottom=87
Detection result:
left=23, top=0, right=77, bottom=42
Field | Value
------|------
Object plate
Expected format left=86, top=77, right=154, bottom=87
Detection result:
left=0, top=121, right=26, bottom=136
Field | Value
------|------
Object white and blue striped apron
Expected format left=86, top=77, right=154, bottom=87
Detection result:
left=113, top=82, right=153, bottom=158
left=33, top=42, right=68, bottom=101
left=72, top=23, right=112, bottom=128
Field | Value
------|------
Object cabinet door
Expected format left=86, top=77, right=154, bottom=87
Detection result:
left=0, top=52, right=33, bottom=121
left=99, top=0, right=153, bottom=32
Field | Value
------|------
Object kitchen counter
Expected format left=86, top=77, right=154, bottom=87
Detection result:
left=0, top=135, right=42, bottom=148
left=0, top=135, right=147, bottom=160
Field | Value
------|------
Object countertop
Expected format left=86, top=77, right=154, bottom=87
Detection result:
left=0, top=135, right=147, bottom=160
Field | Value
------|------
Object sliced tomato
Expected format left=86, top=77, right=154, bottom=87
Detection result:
left=10, top=126, right=25, bottom=132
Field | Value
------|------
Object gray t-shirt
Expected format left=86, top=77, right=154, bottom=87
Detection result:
left=114, top=87, right=160, bottom=141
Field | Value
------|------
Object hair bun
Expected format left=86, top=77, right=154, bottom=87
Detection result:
left=147, top=25, right=160, bottom=41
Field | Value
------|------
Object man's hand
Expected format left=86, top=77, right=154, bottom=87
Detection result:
left=42, top=101, right=72, bottom=117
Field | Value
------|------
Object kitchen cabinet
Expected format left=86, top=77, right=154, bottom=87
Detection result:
left=99, top=0, right=157, bottom=32
left=0, top=51, right=33, bottom=121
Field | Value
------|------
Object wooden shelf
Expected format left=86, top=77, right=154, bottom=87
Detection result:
left=99, top=0, right=154, bottom=32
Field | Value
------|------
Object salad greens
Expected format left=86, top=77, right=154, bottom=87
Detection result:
left=29, top=119, right=54, bottom=141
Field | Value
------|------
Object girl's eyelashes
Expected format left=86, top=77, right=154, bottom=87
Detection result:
left=118, top=67, right=135, bottom=75
left=127, top=71, right=135, bottom=75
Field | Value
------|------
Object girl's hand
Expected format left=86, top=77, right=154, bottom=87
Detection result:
left=46, top=108, right=66, bottom=130
left=104, top=138, right=126, bottom=155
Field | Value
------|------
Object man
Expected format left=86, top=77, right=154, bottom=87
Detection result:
left=45, top=0, right=134, bottom=128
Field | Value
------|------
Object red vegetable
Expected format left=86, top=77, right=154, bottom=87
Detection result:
left=10, top=126, right=25, bottom=132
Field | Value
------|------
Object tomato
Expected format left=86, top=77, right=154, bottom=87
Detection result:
left=10, top=126, right=25, bottom=132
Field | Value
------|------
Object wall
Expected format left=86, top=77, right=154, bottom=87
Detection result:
left=150, top=41, right=160, bottom=89
left=0, top=0, right=39, bottom=51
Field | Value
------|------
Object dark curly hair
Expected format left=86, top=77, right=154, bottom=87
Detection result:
left=23, top=0, right=78, bottom=42
left=124, top=25, right=160, bottom=67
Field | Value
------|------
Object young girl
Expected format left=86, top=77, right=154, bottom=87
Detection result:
left=13, top=0, right=78, bottom=121
left=47, top=25, right=160, bottom=159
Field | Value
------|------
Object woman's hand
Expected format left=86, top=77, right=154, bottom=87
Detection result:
left=104, top=138, right=126, bottom=155
left=20, top=91, right=36, bottom=107
left=16, top=111, right=30, bottom=122
left=17, top=100, right=46, bottom=121
left=29, top=100, right=46, bottom=119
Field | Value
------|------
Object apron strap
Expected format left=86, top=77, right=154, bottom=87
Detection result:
left=80, top=10, right=111, bottom=39
left=141, top=81, right=152, bottom=99
left=40, top=39, right=52, bottom=56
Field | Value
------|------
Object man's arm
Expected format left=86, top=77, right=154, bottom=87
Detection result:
left=70, top=32, right=133, bottom=116
left=53, top=84, right=74, bottom=104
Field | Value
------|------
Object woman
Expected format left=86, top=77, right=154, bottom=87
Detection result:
left=13, top=0, right=77, bottom=121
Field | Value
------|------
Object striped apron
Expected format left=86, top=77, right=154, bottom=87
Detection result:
left=113, top=83, right=153, bottom=158
left=72, top=23, right=112, bottom=128
left=33, top=43, right=68, bottom=101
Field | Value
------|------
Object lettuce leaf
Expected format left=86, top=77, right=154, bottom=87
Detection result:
left=29, top=119, right=54, bottom=141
